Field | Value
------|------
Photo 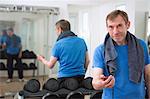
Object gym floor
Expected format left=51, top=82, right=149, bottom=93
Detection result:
left=0, top=76, right=49, bottom=99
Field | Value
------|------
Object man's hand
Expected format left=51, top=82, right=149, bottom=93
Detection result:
left=92, top=74, right=115, bottom=90
left=37, top=55, right=45, bottom=62
left=103, top=75, right=115, bottom=88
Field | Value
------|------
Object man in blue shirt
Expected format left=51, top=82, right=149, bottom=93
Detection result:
left=92, top=10, right=150, bottom=99
left=38, top=19, right=89, bottom=84
left=3, top=28, right=24, bottom=83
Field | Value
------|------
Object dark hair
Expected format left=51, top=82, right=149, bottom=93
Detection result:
left=106, top=10, right=129, bottom=25
left=55, top=19, right=70, bottom=31
left=7, top=28, right=14, bottom=32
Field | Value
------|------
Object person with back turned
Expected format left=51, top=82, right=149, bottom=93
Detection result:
left=92, top=10, right=150, bottom=99
left=38, top=19, right=90, bottom=85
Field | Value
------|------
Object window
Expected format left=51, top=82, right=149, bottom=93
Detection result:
left=147, top=17, right=150, bottom=36
left=79, top=12, right=90, bottom=50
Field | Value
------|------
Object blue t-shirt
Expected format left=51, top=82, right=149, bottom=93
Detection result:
left=52, top=36, right=87, bottom=78
left=93, top=40, right=149, bottom=99
left=5, top=34, right=21, bottom=55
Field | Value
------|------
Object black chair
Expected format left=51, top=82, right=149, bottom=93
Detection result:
left=90, top=91, right=102, bottom=99
left=42, top=93, right=60, bottom=99
left=66, top=91, right=84, bottom=99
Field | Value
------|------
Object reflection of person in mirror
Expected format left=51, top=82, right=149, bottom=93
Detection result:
left=92, top=10, right=150, bottom=99
left=37, top=19, right=90, bottom=84
left=0, top=29, right=8, bottom=51
left=2, top=28, right=24, bottom=83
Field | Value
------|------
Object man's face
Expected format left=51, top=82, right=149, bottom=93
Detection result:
left=55, top=26, right=62, bottom=36
left=106, top=15, right=130, bottom=45
left=7, top=30, right=13, bottom=37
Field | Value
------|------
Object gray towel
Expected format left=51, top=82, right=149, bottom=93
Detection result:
left=57, top=31, right=77, bottom=41
left=104, top=31, right=144, bottom=83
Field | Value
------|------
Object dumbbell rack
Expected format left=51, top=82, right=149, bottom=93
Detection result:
left=0, top=57, right=39, bottom=77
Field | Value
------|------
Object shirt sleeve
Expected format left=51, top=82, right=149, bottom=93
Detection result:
left=51, top=43, right=60, bottom=59
left=139, top=40, right=150, bottom=65
left=92, top=45, right=105, bottom=69
left=82, top=39, right=88, bottom=51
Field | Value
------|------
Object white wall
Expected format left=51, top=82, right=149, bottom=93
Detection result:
left=125, top=0, right=149, bottom=40
left=68, top=2, right=125, bottom=77
left=135, top=0, right=149, bottom=40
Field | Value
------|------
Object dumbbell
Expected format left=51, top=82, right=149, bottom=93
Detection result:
left=23, top=79, right=40, bottom=93
left=82, top=77, right=93, bottom=90
left=15, top=63, right=28, bottom=69
left=62, top=78, right=79, bottom=91
left=43, top=78, right=59, bottom=92
left=29, top=63, right=37, bottom=69
left=0, top=51, right=7, bottom=59
left=30, top=51, right=37, bottom=58
left=22, top=63, right=28, bottom=69
left=22, top=50, right=30, bottom=58
left=0, top=62, right=5, bottom=70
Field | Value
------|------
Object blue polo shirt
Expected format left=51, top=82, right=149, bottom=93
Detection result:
left=5, top=34, right=21, bottom=55
left=93, top=40, right=149, bottom=99
left=52, top=36, right=87, bottom=78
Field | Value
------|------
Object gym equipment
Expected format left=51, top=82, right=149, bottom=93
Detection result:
left=29, top=63, right=37, bottom=69
left=90, top=91, right=102, bottom=99
left=23, top=79, right=40, bottom=93
left=14, top=63, right=28, bottom=69
left=0, top=51, right=7, bottom=59
left=22, top=50, right=37, bottom=58
left=22, top=63, right=28, bottom=69
left=82, top=77, right=93, bottom=90
left=62, top=78, right=79, bottom=91
left=42, top=93, right=60, bottom=99
left=0, top=62, right=5, bottom=70
left=22, top=50, right=30, bottom=58
left=30, top=51, right=37, bottom=58
left=43, top=78, right=59, bottom=92
left=66, top=91, right=84, bottom=99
